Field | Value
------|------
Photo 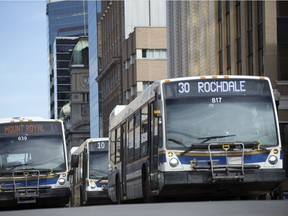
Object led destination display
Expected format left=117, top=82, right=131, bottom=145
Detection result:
left=164, top=78, right=271, bottom=98
left=0, top=121, right=62, bottom=137
left=89, top=141, right=109, bottom=152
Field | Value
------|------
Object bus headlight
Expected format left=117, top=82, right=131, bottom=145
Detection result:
left=90, top=180, right=96, bottom=189
left=268, top=155, right=278, bottom=165
left=169, top=158, right=179, bottom=168
left=58, top=178, right=66, bottom=185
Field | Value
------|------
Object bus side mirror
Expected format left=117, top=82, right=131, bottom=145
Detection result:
left=68, top=169, right=75, bottom=176
left=283, top=125, right=288, bottom=177
left=83, top=152, right=88, bottom=163
left=153, top=100, right=162, bottom=117
left=71, top=155, right=79, bottom=168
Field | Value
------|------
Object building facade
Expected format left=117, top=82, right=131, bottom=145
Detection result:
left=122, top=27, right=167, bottom=104
left=52, top=37, right=79, bottom=118
left=63, top=37, right=90, bottom=149
left=98, top=0, right=167, bottom=136
left=166, top=0, right=288, bottom=122
left=167, top=1, right=217, bottom=77
left=47, top=0, right=88, bottom=119
left=87, top=0, right=102, bottom=137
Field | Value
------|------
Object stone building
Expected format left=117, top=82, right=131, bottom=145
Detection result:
left=61, top=37, right=90, bottom=149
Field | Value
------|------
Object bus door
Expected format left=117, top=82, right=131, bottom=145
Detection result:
left=82, top=149, right=88, bottom=203
left=149, top=102, right=161, bottom=190
left=279, top=123, right=288, bottom=199
left=121, top=123, right=127, bottom=197
left=279, top=123, right=288, bottom=175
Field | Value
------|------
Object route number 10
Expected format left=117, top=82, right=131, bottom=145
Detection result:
left=97, top=142, right=106, bottom=149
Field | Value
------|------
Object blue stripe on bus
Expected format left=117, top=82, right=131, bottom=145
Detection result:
left=159, top=152, right=271, bottom=165
left=0, top=177, right=59, bottom=189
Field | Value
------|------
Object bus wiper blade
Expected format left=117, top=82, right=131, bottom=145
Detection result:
left=7, top=163, right=30, bottom=171
left=198, top=134, right=236, bottom=143
left=96, top=176, right=106, bottom=183
left=168, top=138, right=187, bottom=148
left=23, top=168, right=55, bottom=174
left=181, top=134, right=236, bottom=156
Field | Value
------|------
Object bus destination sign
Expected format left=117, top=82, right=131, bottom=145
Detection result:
left=164, top=78, right=271, bottom=98
left=0, top=122, right=62, bottom=136
left=89, top=141, right=109, bottom=152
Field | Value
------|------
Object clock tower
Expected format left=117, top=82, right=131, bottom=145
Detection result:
left=64, top=37, right=90, bottom=149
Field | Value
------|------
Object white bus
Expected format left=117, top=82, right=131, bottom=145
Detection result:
left=0, top=117, right=70, bottom=207
left=108, top=75, right=286, bottom=202
left=70, top=138, right=110, bottom=206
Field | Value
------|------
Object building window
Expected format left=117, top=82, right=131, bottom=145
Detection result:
left=218, top=1, right=222, bottom=21
left=277, top=1, right=288, bottom=80
left=236, top=0, right=242, bottom=75
left=130, top=54, right=136, bottom=65
left=257, top=1, right=264, bottom=76
left=142, top=49, right=147, bottom=58
left=141, top=49, right=167, bottom=59
left=248, top=55, right=253, bottom=76
left=226, top=3, right=231, bottom=74
left=218, top=1, right=223, bottom=75
left=237, top=61, right=242, bottom=76
left=247, top=1, right=253, bottom=75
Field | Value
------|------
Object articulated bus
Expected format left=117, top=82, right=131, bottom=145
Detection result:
left=108, top=75, right=286, bottom=202
left=70, top=138, right=110, bottom=206
left=0, top=117, right=70, bottom=207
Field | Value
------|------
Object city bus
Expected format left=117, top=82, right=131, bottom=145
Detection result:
left=0, top=117, right=70, bottom=207
left=70, top=138, right=110, bottom=206
left=108, top=75, right=286, bottom=202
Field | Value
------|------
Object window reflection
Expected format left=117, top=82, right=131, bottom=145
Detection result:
left=165, top=96, right=277, bottom=149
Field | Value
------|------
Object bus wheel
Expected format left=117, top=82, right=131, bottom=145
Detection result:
left=116, top=176, right=122, bottom=204
left=80, top=187, right=84, bottom=206
left=142, top=167, right=151, bottom=203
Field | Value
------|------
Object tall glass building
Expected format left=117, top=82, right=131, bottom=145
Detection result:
left=87, top=0, right=101, bottom=137
left=47, top=0, right=88, bottom=119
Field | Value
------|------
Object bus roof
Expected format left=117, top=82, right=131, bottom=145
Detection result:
left=108, top=75, right=272, bottom=131
left=0, top=117, right=62, bottom=124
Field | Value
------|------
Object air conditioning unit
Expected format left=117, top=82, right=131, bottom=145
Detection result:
left=125, top=90, right=131, bottom=100
left=130, top=86, right=136, bottom=96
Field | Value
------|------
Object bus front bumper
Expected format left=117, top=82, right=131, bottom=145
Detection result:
left=158, top=169, right=285, bottom=197
left=0, top=187, right=70, bottom=207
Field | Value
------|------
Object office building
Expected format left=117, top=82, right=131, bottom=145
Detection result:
left=52, top=37, right=79, bottom=118
left=47, top=0, right=88, bottom=119
left=87, top=0, right=102, bottom=137
left=98, top=0, right=167, bottom=136
left=166, top=1, right=288, bottom=121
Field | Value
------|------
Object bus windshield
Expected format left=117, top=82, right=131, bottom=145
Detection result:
left=165, top=95, right=278, bottom=149
left=89, top=152, right=108, bottom=179
left=0, top=136, right=66, bottom=172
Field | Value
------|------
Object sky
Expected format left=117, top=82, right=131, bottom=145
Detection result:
left=0, top=1, right=49, bottom=119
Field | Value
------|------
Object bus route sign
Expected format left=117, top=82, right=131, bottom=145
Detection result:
left=0, top=122, right=62, bottom=136
left=163, top=78, right=271, bottom=98
left=89, top=141, right=109, bottom=152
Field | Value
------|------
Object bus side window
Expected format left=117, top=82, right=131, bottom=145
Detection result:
left=135, top=112, right=141, bottom=160
left=110, top=130, right=116, bottom=163
left=283, top=124, right=288, bottom=177
left=116, top=127, right=121, bottom=163
left=141, top=105, right=148, bottom=157
left=128, top=118, right=134, bottom=163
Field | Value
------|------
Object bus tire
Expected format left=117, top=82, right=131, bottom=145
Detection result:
left=116, top=176, right=122, bottom=204
left=80, top=187, right=85, bottom=206
left=142, top=166, right=151, bottom=203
